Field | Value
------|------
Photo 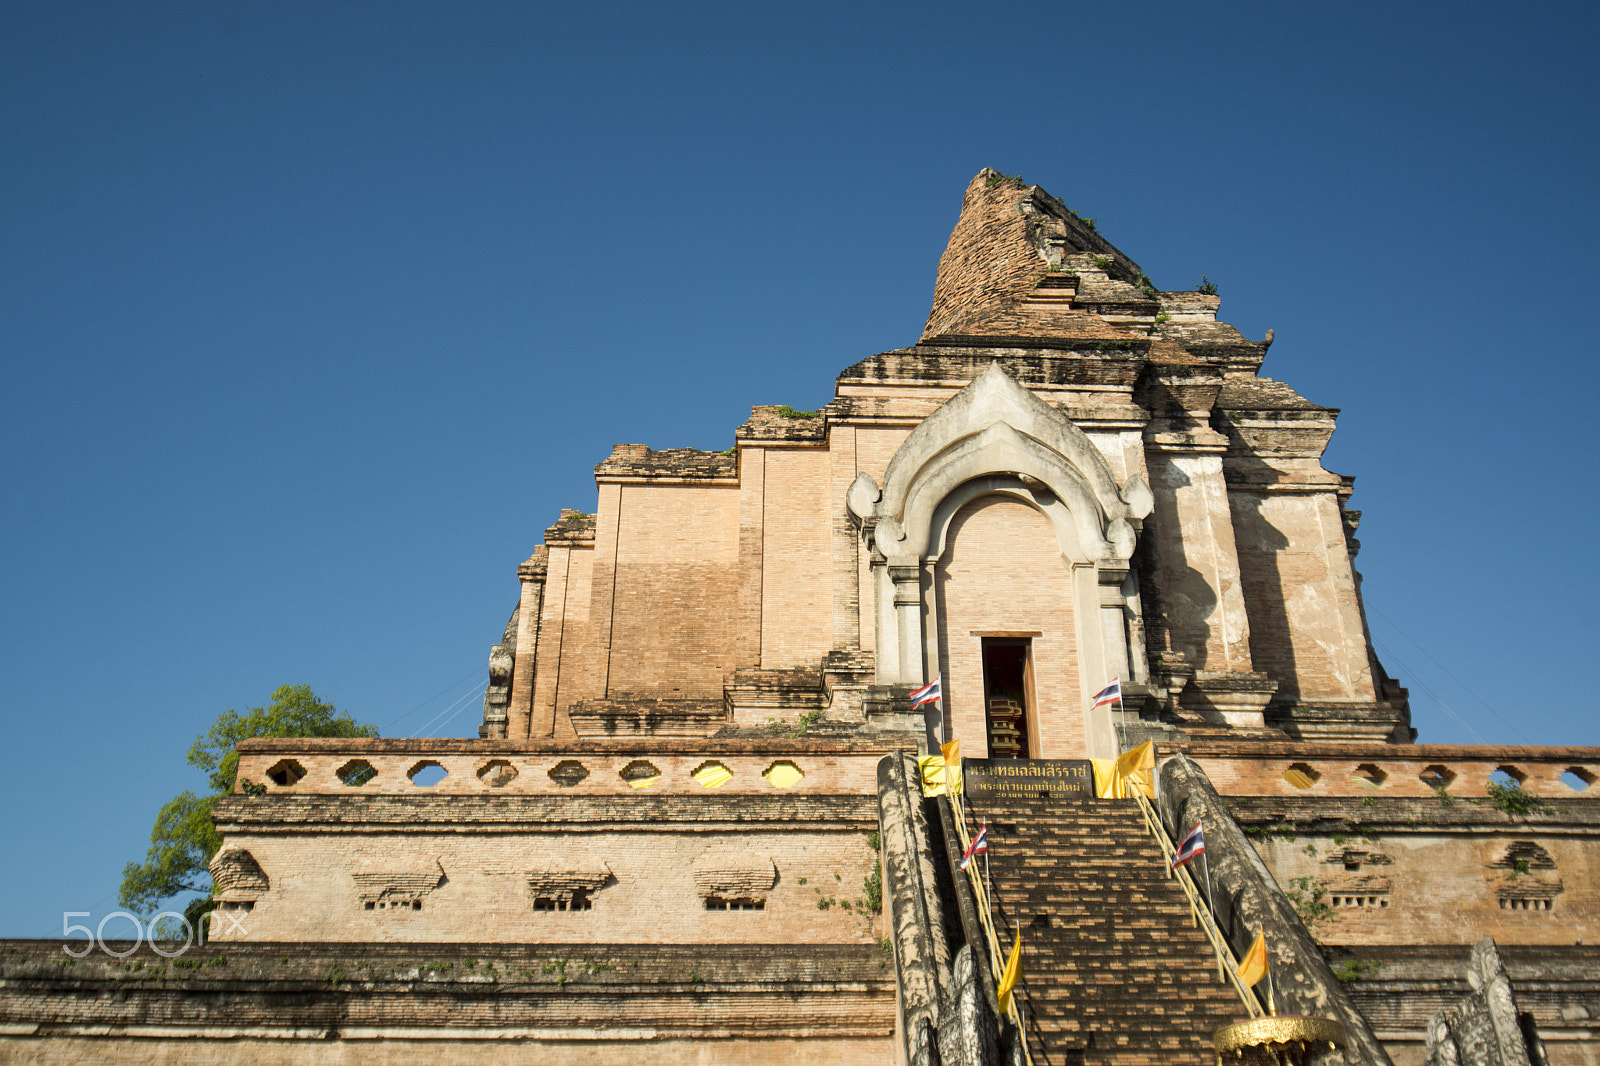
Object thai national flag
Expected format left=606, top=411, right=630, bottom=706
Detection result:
left=1091, top=677, right=1122, bottom=707
left=909, top=676, right=942, bottom=708
left=959, top=823, right=989, bottom=870
left=1171, top=820, right=1205, bottom=870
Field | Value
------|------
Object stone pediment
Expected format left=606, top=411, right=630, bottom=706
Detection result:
left=851, top=362, right=1149, bottom=564
left=525, top=865, right=612, bottom=895
left=691, top=850, right=777, bottom=901
left=352, top=860, right=446, bottom=904
left=209, top=849, right=269, bottom=901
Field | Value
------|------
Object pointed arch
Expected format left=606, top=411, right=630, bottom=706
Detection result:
left=869, top=362, right=1146, bottom=564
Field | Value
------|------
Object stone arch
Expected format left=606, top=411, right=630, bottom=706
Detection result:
left=850, top=363, right=1151, bottom=757
left=863, top=362, right=1148, bottom=563
left=932, top=490, right=1103, bottom=758
left=928, top=476, right=1086, bottom=563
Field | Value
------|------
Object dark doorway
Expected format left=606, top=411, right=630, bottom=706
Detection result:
left=981, top=639, right=1032, bottom=758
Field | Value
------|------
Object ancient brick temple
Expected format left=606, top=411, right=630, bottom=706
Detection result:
left=4, top=171, right=1595, bottom=1066
left=477, top=169, right=1410, bottom=753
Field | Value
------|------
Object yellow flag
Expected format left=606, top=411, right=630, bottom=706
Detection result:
left=1115, top=739, right=1154, bottom=776
left=1112, top=739, right=1156, bottom=798
left=917, top=755, right=947, bottom=797
left=941, top=740, right=963, bottom=796
left=996, top=928, right=1023, bottom=1015
left=1091, top=758, right=1117, bottom=798
left=1236, top=928, right=1268, bottom=988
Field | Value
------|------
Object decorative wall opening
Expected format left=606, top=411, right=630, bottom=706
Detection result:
left=1350, top=764, right=1387, bottom=789
left=762, top=760, right=804, bottom=788
left=691, top=760, right=733, bottom=788
left=1329, top=894, right=1389, bottom=908
left=547, top=760, right=590, bottom=787
left=620, top=760, right=661, bottom=788
left=337, top=759, right=377, bottom=787
left=408, top=761, right=449, bottom=787
left=1499, top=898, right=1553, bottom=911
left=1491, top=841, right=1561, bottom=912
left=532, top=893, right=593, bottom=912
left=1420, top=765, right=1455, bottom=789
left=265, top=759, right=306, bottom=787
left=363, top=899, right=422, bottom=911
left=1559, top=767, right=1594, bottom=791
left=981, top=638, right=1031, bottom=759
left=1283, top=763, right=1320, bottom=789
left=704, top=897, right=765, bottom=911
left=476, top=759, right=518, bottom=787
left=1490, top=765, right=1526, bottom=787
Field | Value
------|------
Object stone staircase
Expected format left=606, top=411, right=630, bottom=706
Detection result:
left=965, top=793, right=1246, bottom=1066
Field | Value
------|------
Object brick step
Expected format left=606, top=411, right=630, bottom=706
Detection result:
left=959, top=801, right=1244, bottom=1064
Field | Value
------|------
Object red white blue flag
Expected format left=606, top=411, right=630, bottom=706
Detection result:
left=959, top=823, right=989, bottom=870
left=910, top=676, right=942, bottom=708
left=1092, top=677, right=1122, bottom=707
left=1171, top=820, right=1205, bottom=870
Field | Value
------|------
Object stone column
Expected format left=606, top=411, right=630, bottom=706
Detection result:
left=1141, top=369, right=1276, bottom=729
left=505, top=548, right=546, bottom=739
left=890, top=563, right=925, bottom=686
left=1097, top=562, right=1133, bottom=684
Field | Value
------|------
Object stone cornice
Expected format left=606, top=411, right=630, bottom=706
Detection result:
left=212, top=792, right=880, bottom=831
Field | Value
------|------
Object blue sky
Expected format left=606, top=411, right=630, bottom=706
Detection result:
left=2, top=1, right=1596, bottom=936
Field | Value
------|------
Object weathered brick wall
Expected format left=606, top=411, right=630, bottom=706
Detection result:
left=0, top=1037, right=894, bottom=1066
left=208, top=826, right=880, bottom=945
left=1180, top=742, right=1600, bottom=949
left=758, top=446, right=835, bottom=669
left=933, top=495, right=1085, bottom=758
left=605, top=482, right=741, bottom=697
left=1184, top=743, right=1599, bottom=800
left=1338, top=946, right=1600, bottom=1066
left=531, top=539, right=595, bottom=736
left=0, top=940, right=894, bottom=1066
left=1250, top=827, right=1598, bottom=948
left=220, top=740, right=901, bottom=945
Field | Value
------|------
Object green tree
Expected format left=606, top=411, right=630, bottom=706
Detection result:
left=118, top=685, right=378, bottom=934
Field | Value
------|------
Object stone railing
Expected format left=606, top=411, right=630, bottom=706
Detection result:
left=231, top=737, right=913, bottom=796
left=1175, top=742, right=1600, bottom=800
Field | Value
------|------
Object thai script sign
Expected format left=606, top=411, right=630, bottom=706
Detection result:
left=962, top=759, right=1094, bottom=800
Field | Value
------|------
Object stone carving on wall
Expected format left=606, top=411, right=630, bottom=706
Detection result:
left=353, top=859, right=446, bottom=911
left=209, top=849, right=269, bottom=901
left=691, top=850, right=776, bottom=905
left=526, top=863, right=611, bottom=911
left=1488, top=842, right=1562, bottom=912
left=1425, top=938, right=1547, bottom=1066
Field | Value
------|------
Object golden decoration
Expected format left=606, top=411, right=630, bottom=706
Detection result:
left=1212, top=1015, right=1347, bottom=1066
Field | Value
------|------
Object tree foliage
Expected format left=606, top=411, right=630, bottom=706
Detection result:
left=119, top=685, right=378, bottom=919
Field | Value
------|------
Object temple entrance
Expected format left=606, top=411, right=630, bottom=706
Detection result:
left=933, top=493, right=1086, bottom=758
left=981, top=638, right=1032, bottom=758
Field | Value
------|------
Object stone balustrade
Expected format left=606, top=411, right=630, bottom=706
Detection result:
left=232, top=737, right=912, bottom=797
left=1178, top=742, right=1600, bottom=800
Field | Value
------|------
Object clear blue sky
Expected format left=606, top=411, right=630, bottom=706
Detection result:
left=3, top=1, right=1596, bottom=936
